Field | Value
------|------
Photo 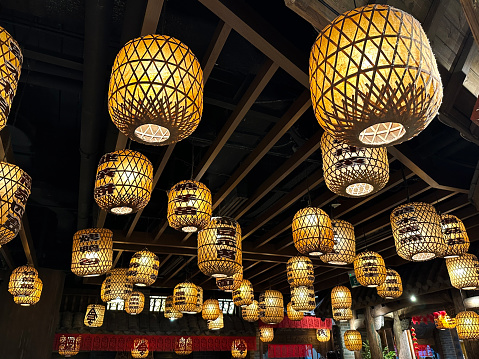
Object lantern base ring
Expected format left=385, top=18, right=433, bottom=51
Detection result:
left=134, top=124, right=171, bottom=143
left=20, top=303, right=30, bottom=307
left=359, top=122, right=406, bottom=146
left=328, top=260, right=347, bottom=265
left=463, top=286, right=478, bottom=290
left=346, top=182, right=374, bottom=197
left=111, top=206, right=133, bottom=215
left=412, top=252, right=436, bottom=261
left=182, top=226, right=198, bottom=233
left=309, top=251, right=324, bottom=256
left=135, top=283, right=147, bottom=287
left=444, top=255, right=460, bottom=259
left=367, top=284, right=379, bottom=288
left=212, top=273, right=227, bottom=278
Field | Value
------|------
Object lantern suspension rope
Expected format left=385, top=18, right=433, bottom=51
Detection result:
left=318, top=0, right=340, bottom=16
left=191, top=143, right=194, bottom=180
left=401, top=165, right=410, bottom=203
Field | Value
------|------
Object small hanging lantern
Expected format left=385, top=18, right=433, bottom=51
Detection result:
left=443, top=315, right=456, bottom=329
left=13, top=276, right=42, bottom=306
left=391, top=202, right=445, bottom=261
left=233, top=279, right=254, bottom=307
left=83, top=304, right=105, bottom=327
left=208, top=311, right=224, bottom=330
left=71, top=228, right=113, bottom=277
left=377, top=269, right=403, bottom=299
left=100, top=268, right=133, bottom=303
left=331, top=286, right=351, bottom=309
left=333, top=307, right=353, bottom=321
left=127, top=249, right=159, bottom=286
left=292, top=207, right=334, bottom=256
left=231, top=338, right=248, bottom=359
left=344, top=330, right=362, bottom=351
left=446, top=254, right=479, bottom=290
left=167, top=180, right=212, bottom=232
left=260, top=327, right=274, bottom=342
left=291, top=285, right=316, bottom=312
left=8, top=265, right=38, bottom=297
left=316, top=328, right=330, bottom=342
left=165, top=295, right=183, bottom=320
left=259, top=290, right=284, bottom=324
left=59, top=335, right=81, bottom=357
left=287, top=301, right=304, bottom=321
left=216, top=269, right=243, bottom=292
left=441, top=214, right=470, bottom=258
left=242, top=300, right=259, bottom=322
left=131, top=338, right=149, bottom=358
left=320, top=219, right=356, bottom=265
left=353, top=251, right=387, bottom=287
left=202, top=299, right=220, bottom=321
left=286, top=256, right=314, bottom=287
left=94, top=150, right=153, bottom=215
left=456, top=311, right=479, bottom=340
left=173, top=282, right=199, bottom=314
left=125, top=291, right=145, bottom=315
left=198, top=217, right=242, bottom=278
left=175, top=336, right=193, bottom=355
left=194, top=285, right=203, bottom=313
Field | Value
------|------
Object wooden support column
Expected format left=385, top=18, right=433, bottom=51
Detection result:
left=393, top=311, right=403, bottom=356
left=365, top=306, right=383, bottom=358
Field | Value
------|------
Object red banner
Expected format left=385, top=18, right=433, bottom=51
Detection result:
left=268, top=344, right=313, bottom=358
left=259, top=317, right=332, bottom=329
left=416, top=345, right=433, bottom=357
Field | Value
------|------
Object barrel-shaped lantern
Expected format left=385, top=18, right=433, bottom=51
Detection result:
left=71, top=228, right=113, bottom=277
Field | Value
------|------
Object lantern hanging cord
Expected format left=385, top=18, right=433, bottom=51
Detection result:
left=401, top=165, right=410, bottom=203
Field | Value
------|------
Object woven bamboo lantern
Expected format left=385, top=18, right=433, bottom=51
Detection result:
left=198, top=217, right=242, bottom=278
left=208, top=311, right=224, bottom=330
left=216, top=269, right=243, bottom=292
left=441, top=214, right=469, bottom=258
left=231, top=339, right=248, bottom=358
left=291, top=285, right=316, bottom=312
left=259, top=290, right=284, bottom=324
left=131, top=338, right=149, bottom=358
left=109, top=35, right=203, bottom=146
left=331, top=286, right=351, bottom=309
left=167, top=180, right=212, bottom=232
left=391, top=202, right=445, bottom=261
left=0, top=27, right=22, bottom=132
left=321, top=219, right=356, bottom=265
left=354, top=251, right=387, bottom=287
left=321, top=132, right=389, bottom=197
left=344, top=330, right=362, bottom=351
left=316, top=328, right=330, bottom=342
left=202, top=299, right=220, bottom=321
left=446, top=254, right=479, bottom=290
left=377, top=268, right=403, bottom=299
left=287, top=301, right=304, bottom=321
left=100, top=268, right=133, bottom=303
left=94, top=150, right=153, bottom=215
left=173, top=282, right=199, bottom=314
left=8, top=265, right=38, bottom=297
left=287, top=256, right=314, bottom=287
left=443, top=315, right=456, bottom=329
left=233, top=279, right=254, bottom=307
left=292, top=207, right=334, bottom=256
left=309, top=4, right=442, bottom=147
left=260, top=327, right=274, bottom=342
left=194, top=285, right=203, bottom=313
left=242, top=300, right=259, bottom=322
left=13, top=276, right=42, bottom=306
left=127, top=249, right=159, bottom=286
left=59, top=335, right=81, bottom=357
left=333, top=307, right=353, bottom=321
left=125, top=291, right=145, bottom=315
left=456, top=311, right=479, bottom=340
left=71, top=228, right=113, bottom=277
left=0, top=162, right=31, bottom=246
left=165, top=295, right=183, bottom=320
left=175, top=336, right=193, bottom=355
left=83, top=304, right=105, bottom=327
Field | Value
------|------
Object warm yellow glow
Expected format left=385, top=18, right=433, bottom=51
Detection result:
left=446, top=254, right=479, bottom=290
left=233, top=279, right=254, bottom=307
left=100, top=268, right=133, bottom=303
left=173, top=282, right=200, bottom=314
left=260, top=327, right=274, bottom=342
left=354, top=251, right=387, bottom=287
left=242, top=300, right=259, bottom=322
left=333, top=307, right=353, bottom=321
left=71, top=228, right=113, bottom=277
left=259, top=290, right=284, bottom=324
left=292, top=207, right=334, bottom=256
left=316, top=328, right=330, bottom=342
left=125, top=291, right=145, bottom=315
left=287, top=301, right=304, bottom=321
left=83, top=304, right=105, bottom=327
left=164, top=295, right=183, bottom=320
left=59, top=335, right=81, bottom=357
left=291, top=286, right=316, bottom=312
left=208, top=311, right=224, bottom=330
left=202, top=299, right=220, bottom=321
left=231, top=339, right=248, bottom=358
left=321, top=219, right=356, bottom=265
left=127, top=249, right=159, bottom=286
left=216, top=270, right=243, bottom=292
left=175, top=336, right=193, bottom=355
left=441, top=214, right=469, bottom=258
left=287, top=256, right=314, bottom=287
left=8, top=265, right=38, bottom=297
left=456, top=311, right=479, bottom=340
left=131, top=338, right=149, bottom=358
left=344, top=330, right=362, bottom=351
left=377, top=269, right=403, bottom=299
left=331, top=286, right=351, bottom=309
left=13, top=276, right=42, bottom=306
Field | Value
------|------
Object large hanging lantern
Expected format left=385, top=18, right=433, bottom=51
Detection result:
left=287, top=301, right=304, bottom=321
left=125, top=291, right=145, bottom=315
left=14, top=276, right=42, bottom=306
left=131, top=338, right=149, bottom=358
left=344, top=330, right=362, bottom=351
left=127, top=249, right=159, bottom=286
left=173, top=282, right=199, bottom=314
left=198, top=217, right=242, bottom=278
left=309, top=4, right=442, bottom=147
left=100, top=268, right=133, bottom=303
left=259, top=290, right=284, bottom=324
left=331, top=286, right=351, bottom=309
left=217, top=269, right=243, bottom=292
left=165, top=295, right=183, bottom=320
left=321, top=219, right=356, bottom=265
left=321, top=132, right=389, bottom=197
left=316, top=328, right=330, bottom=342
left=291, top=285, right=316, bottom=312
left=8, top=265, right=38, bottom=297
left=0, top=162, right=31, bottom=246
left=83, top=304, right=105, bottom=327
left=333, top=307, right=353, bottom=321
left=441, top=214, right=470, bottom=258
left=71, top=228, right=113, bottom=277
left=242, top=300, right=259, bottom=322
left=202, top=299, right=220, bottom=321
left=175, top=336, right=193, bottom=355
left=286, top=256, right=314, bottom=287
left=456, top=311, right=479, bottom=340
left=353, top=251, right=387, bottom=287
left=446, top=254, right=479, bottom=290
left=391, top=202, right=445, bottom=261
left=208, top=311, right=224, bottom=330
left=167, top=180, right=212, bottom=232
left=260, top=327, right=274, bottom=342
left=94, top=150, right=153, bottom=215
left=108, top=35, right=203, bottom=146
left=231, top=338, right=248, bottom=359
left=233, top=279, right=254, bottom=307
left=292, top=207, right=334, bottom=256
left=59, top=335, right=81, bottom=357
left=377, top=269, right=403, bottom=299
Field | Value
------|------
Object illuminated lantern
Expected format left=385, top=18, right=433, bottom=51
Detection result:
left=71, top=228, right=113, bottom=277
left=309, top=4, right=442, bottom=147
left=58, top=335, right=81, bottom=357
left=377, top=269, right=403, bottom=299
left=175, top=336, right=193, bottom=355
left=316, top=328, right=330, bottom=342
left=344, top=330, right=362, bottom=351
left=443, top=315, right=456, bottom=329
left=291, top=285, right=316, bottom=312
left=231, top=338, right=248, bottom=358
left=131, top=338, right=149, bottom=358
left=287, top=301, right=304, bottom=321
left=167, top=180, right=212, bottom=232
left=292, top=207, right=334, bottom=256
left=287, top=256, right=314, bottom=287
left=173, top=282, right=199, bottom=314
left=198, top=217, right=242, bottom=278
left=165, top=295, right=183, bottom=320
left=202, top=299, right=220, bottom=321
left=216, top=270, right=243, bottom=292
left=260, top=327, right=274, bottom=342
left=83, top=304, right=105, bottom=327
left=14, top=276, right=42, bottom=306
left=321, top=219, right=356, bottom=265
left=125, top=291, right=145, bottom=315
left=391, top=202, right=445, bottom=261
left=446, top=254, right=479, bottom=290
left=100, top=268, right=133, bottom=303
left=8, top=265, right=38, bottom=297
left=353, top=251, right=387, bottom=287
left=94, top=150, right=153, bottom=215
left=208, top=311, right=224, bottom=330
left=456, top=311, right=479, bottom=340
left=127, top=249, right=159, bottom=286
left=331, top=286, right=351, bottom=309
left=242, top=300, right=259, bottom=322
left=194, top=285, right=203, bottom=313
left=441, top=214, right=469, bottom=258
left=259, top=290, right=284, bottom=324
left=233, top=279, right=254, bottom=307
left=333, top=307, right=353, bottom=321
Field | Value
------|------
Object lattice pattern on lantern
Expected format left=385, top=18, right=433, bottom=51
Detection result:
left=8, top=265, right=38, bottom=297
left=456, top=311, right=479, bottom=340
left=14, top=276, right=42, bottom=306
left=167, top=180, right=212, bottom=233
left=259, top=290, right=284, bottom=324
left=233, top=279, right=254, bottom=307
left=131, top=338, right=149, bottom=358
left=287, top=301, right=304, bottom=321
left=216, top=269, right=243, bottom=292
left=198, top=217, right=242, bottom=278
left=242, top=300, right=259, bottom=322
left=442, top=315, right=456, bottom=329
left=446, top=254, right=479, bottom=290
left=194, top=285, right=203, bottom=313
left=94, top=150, right=153, bottom=215
left=127, top=249, right=159, bottom=286
left=333, top=307, right=353, bottom=321
left=331, top=286, right=351, bottom=309
left=108, top=35, right=203, bottom=146
left=208, top=311, right=224, bottom=330
left=391, top=202, right=445, bottom=261
left=441, top=214, right=470, bottom=258
left=71, top=228, right=113, bottom=277
left=83, top=304, right=105, bottom=327
left=231, top=338, right=248, bottom=358
left=354, top=251, right=387, bottom=287
left=435, top=312, right=456, bottom=330
left=309, top=4, right=442, bottom=147
left=100, top=268, right=133, bottom=303
left=202, top=299, right=220, bottom=321
left=287, top=256, right=314, bottom=287
left=173, top=282, right=199, bottom=314
left=377, top=268, right=403, bottom=299
left=260, top=327, right=274, bottom=342
left=291, top=285, right=316, bottom=312
left=164, top=295, right=183, bottom=320
left=59, top=335, right=81, bottom=357
left=0, top=27, right=22, bottom=132
left=125, top=291, right=145, bottom=315
left=175, top=336, right=193, bottom=355
left=316, top=328, right=330, bottom=342
left=292, top=207, right=334, bottom=256
left=344, top=330, right=362, bottom=351
left=320, top=219, right=356, bottom=265
left=321, top=132, right=389, bottom=197
left=0, top=162, right=31, bottom=246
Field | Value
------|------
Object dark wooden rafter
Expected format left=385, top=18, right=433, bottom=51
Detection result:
left=459, top=0, right=479, bottom=48
left=201, top=20, right=232, bottom=81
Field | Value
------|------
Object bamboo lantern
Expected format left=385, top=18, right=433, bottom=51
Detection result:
left=435, top=314, right=446, bottom=330
left=446, top=254, right=479, bottom=290
left=242, top=300, right=259, bottom=322
left=321, top=132, right=389, bottom=197
left=127, top=249, right=159, bottom=286
left=216, top=269, right=243, bottom=292
left=260, top=327, right=274, bottom=342
left=443, top=315, right=456, bottom=329
left=331, top=286, right=351, bottom=309
left=71, top=228, right=113, bottom=277
left=231, top=338, right=248, bottom=358
left=202, top=299, right=220, bottom=321
left=321, top=219, right=356, bottom=265
left=291, top=285, right=316, bottom=312
left=83, top=304, right=105, bottom=327
left=391, top=202, right=445, bottom=261
left=441, top=214, right=469, bottom=258
left=309, top=4, right=442, bottom=147
left=59, top=335, right=81, bottom=357
left=286, top=256, right=314, bottom=287
left=456, top=311, right=479, bottom=340
left=354, top=251, right=387, bottom=287
left=292, top=207, right=334, bottom=256
left=259, top=290, right=284, bottom=324
left=100, top=268, right=133, bottom=303
left=287, top=301, right=304, bottom=321
left=8, top=265, right=38, bottom=297
left=377, top=268, right=403, bottom=299
left=194, top=285, right=203, bottom=313
left=198, top=217, right=242, bottom=278
left=344, top=330, right=362, bottom=351
left=94, top=150, right=153, bottom=215
left=173, top=282, right=199, bottom=314
left=131, top=338, right=149, bottom=358
left=233, top=279, right=254, bottom=307
left=108, top=35, right=203, bottom=146
left=165, top=295, right=183, bottom=320
left=333, top=307, right=353, bottom=321
left=167, top=180, right=212, bottom=232
left=316, top=328, right=330, bottom=342
left=125, top=291, right=145, bottom=315
left=0, top=162, right=31, bottom=246
left=208, top=311, right=224, bottom=330
left=14, top=276, right=42, bottom=306
left=175, top=336, right=193, bottom=355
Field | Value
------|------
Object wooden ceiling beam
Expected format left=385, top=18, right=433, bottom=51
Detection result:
left=165, top=256, right=195, bottom=282
left=459, top=0, right=479, bottom=48
left=201, top=20, right=232, bottom=81
left=284, top=0, right=335, bottom=32
left=0, top=247, right=14, bottom=270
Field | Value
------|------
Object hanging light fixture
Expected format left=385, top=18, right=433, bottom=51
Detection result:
left=8, top=265, right=38, bottom=297
left=13, top=276, right=42, bottom=306
left=391, top=202, right=445, bottom=261
left=316, top=328, right=330, bottom=342
left=320, top=219, right=356, bottom=265
left=231, top=339, right=248, bottom=359
left=167, top=180, right=212, bottom=232
left=164, top=295, right=183, bottom=320
left=216, top=269, right=243, bottom=292
left=127, top=249, right=159, bottom=286
left=286, top=256, right=314, bottom=287
left=344, top=330, right=362, bottom=351
left=441, top=214, right=469, bottom=258
left=198, top=217, right=242, bottom=278
left=175, top=336, right=193, bottom=355
left=173, top=282, right=199, bottom=314
left=71, top=228, right=113, bottom=277
left=260, top=327, right=274, bottom=342
left=291, top=285, right=316, bottom=312
left=242, top=300, right=259, bottom=322
left=202, top=299, right=220, bottom=321
left=58, top=335, right=81, bottom=357
left=446, top=254, right=479, bottom=290
left=456, top=311, right=479, bottom=340
left=287, top=301, right=304, bottom=321
left=208, top=311, right=224, bottom=330
left=108, top=35, right=203, bottom=145
left=353, top=251, right=387, bottom=287
left=94, top=150, right=153, bottom=215
left=233, top=279, right=254, bottom=307
left=125, top=291, right=145, bottom=315
left=194, top=285, right=203, bottom=314
left=331, top=286, right=351, bottom=309
left=292, top=207, right=334, bottom=256
left=131, top=338, right=149, bottom=359
left=333, top=307, right=353, bottom=321
left=309, top=4, right=442, bottom=147
left=100, top=268, right=133, bottom=303
left=83, top=304, right=105, bottom=327
left=0, top=162, right=31, bottom=246
left=259, top=290, right=284, bottom=324
left=443, top=315, right=456, bottom=329
left=377, top=269, right=403, bottom=299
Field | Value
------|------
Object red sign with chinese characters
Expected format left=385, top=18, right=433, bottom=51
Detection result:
left=268, top=344, right=313, bottom=358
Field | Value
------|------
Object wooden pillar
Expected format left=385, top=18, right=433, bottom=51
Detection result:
left=365, top=306, right=383, bottom=358
left=393, top=311, right=403, bottom=355
left=451, top=289, right=479, bottom=358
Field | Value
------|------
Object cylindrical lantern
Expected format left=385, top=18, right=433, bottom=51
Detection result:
left=83, top=304, right=105, bottom=327
left=167, top=180, right=212, bottom=232
left=8, top=265, right=38, bottom=297
left=260, top=327, right=274, bottom=342
left=441, top=214, right=470, bottom=258
left=173, top=282, right=199, bottom=314
left=309, top=4, right=442, bottom=147
left=321, top=132, right=389, bottom=197
left=108, top=35, right=203, bottom=146
left=287, top=301, right=304, bottom=321
left=175, top=336, right=193, bottom=355
left=233, top=279, right=254, bottom=307
left=292, top=207, right=334, bottom=256
left=259, top=290, right=284, bottom=324
left=391, top=202, right=445, bottom=261
left=333, top=307, right=353, bottom=321
left=131, top=338, right=149, bottom=358
left=331, top=286, right=351, bottom=309
left=231, top=338, right=248, bottom=358
left=242, top=300, right=259, bottom=322
left=165, top=295, right=183, bottom=320
left=321, top=219, right=356, bottom=265
left=377, top=269, right=403, bottom=299
left=13, top=276, right=42, bottom=306
left=208, top=311, right=224, bottom=330
left=194, top=285, right=203, bottom=313
left=317, top=328, right=330, bottom=342
left=287, top=256, right=314, bottom=287
left=0, top=162, right=31, bottom=246
left=353, top=251, right=387, bottom=287
left=127, top=249, right=159, bottom=286
left=216, top=269, right=243, bottom=292
left=446, top=254, right=479, bottom=290
left=202, top=299, right=220, bottom=321
left=125, top=291, right=145, bottom=315
left=344, top=330, right=362, bottom=351
left=59, top=335, right=81, bottom=357
left=100, top=268, right=133, bottom=303
left=94, top=150, right=153, bottom=215
left=456, top=311, right=479, bottom=340
left=291, top=285, right=316, bottom=312
left=71, top=228, right=113, bottom=277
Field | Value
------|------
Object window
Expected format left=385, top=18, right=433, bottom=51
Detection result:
left=106, top=301, right=124, bottom=311
left=149, top=295, right=167, bottom=312
left=218, top=299, right=234, bottom=314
